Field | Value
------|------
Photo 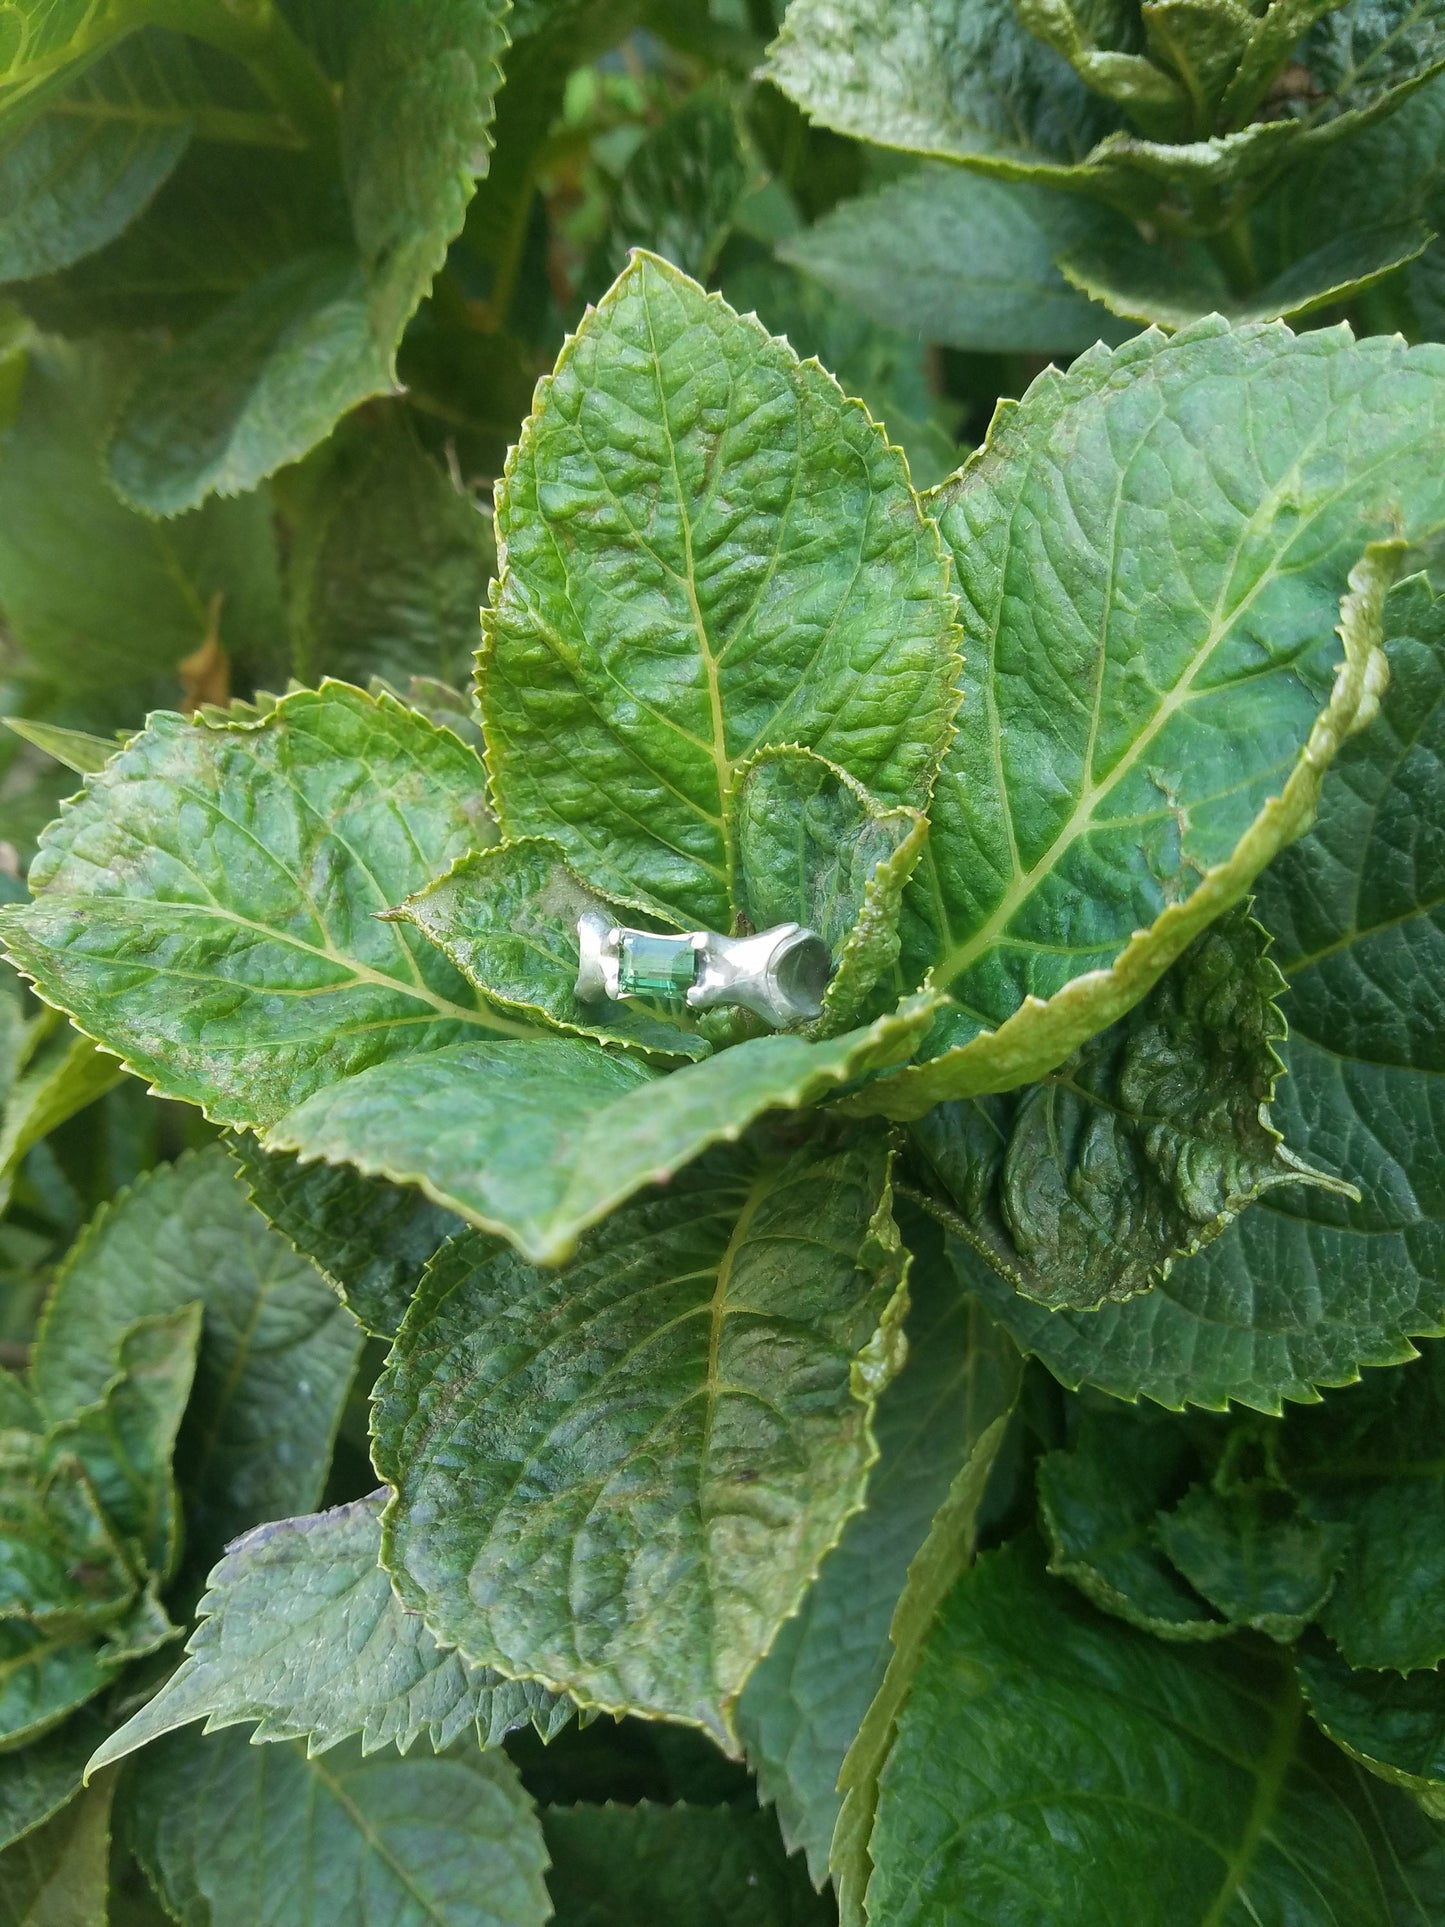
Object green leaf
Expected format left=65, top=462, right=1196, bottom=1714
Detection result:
left=0, top=1708, right=102, bottom=1849
left=0, top=94, right=186, bottom=285
left=0, top=337, right=284, bottom=694
left=866, top=1538, right=1442, bottom=1926
left=0, top=684, right=529, bottom=1132
left=1299, top=1639, right=1445, bottom=1810
left=1283, top=1344, right=1445, bottom=1673
left=0, top=1448, right=137, bottom=1635
left=859, top=321, right=1445, bottom=1120
left=276, top=405, right=495, bottom=692
left=478, top=251, right=961, bottom=932
left=780, top=166, right=1131, bottom=356
left=737, top=1257, right=1021, bottom=1882
left=908, top=908, right=1352, bottom=1310
left=1037, top=1405, right=1228, bottom=1640
left=1301, top=0, right=1445, bottom=126
left=373, top=1130, right=910, bottom=1745
left=1157, top=1478, right=1349, bottom=1641
left=955, top=571, right=1445, bottom=1411
left=266, top=997, right=939, bottom=1266
left=125, top=1724, right=553, bottom=1927
left=827, top=1265, right=1022, bottom=1924
left=0, top=1777, right=111, bottom=1927
left=32, top=1145, right=361, bottom=1560
left=541, top=1802, right=832, bottom=1925
left=1058, top=216, right=1437, bottom=331
left=718, top=257, right=964, bottom=493
left=1, top=721, right=115, bottom=777
left=385, top=838, right=712, bottom=1062
left=0, top=1622, right=120, bottom=1752
left=107, top=1, right=513, bottom=514
left=762, top=0, right=1120, bottom=185
left=46, top=1305, right=201, bottom=1583
left=87, top=1492, right=572, bottom=1778
left=232, top=1138, right=461, bottom=1339
left=731, top=747, right=928, bottom=1038
left=0, top=1020, right=123, bottom=1217
left=0, top=0, right=153, bottom=136
left=586, top=88, right=756, bottom=291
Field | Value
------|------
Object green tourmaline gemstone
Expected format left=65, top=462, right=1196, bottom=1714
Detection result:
left=617, top=932, right=697, bottom=999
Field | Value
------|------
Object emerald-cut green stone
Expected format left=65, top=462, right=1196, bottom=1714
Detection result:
left=617, top=932, right=697, bottom=999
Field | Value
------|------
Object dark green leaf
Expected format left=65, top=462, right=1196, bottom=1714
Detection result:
left=0, top=337, right=284, bottom=694
left=737, top=1263, right=1021, bottom=1881
left=108, top=0, right=513, bottom=513
left=0, top=1622, right=120, bottom=1752
left=0, top=685, right=527, bottom=1132
left=478, top=251, right=960, bottom=931
left=87, top=1493, right=572, bottom=1776
left=542, top=1802, right=831, bottom=1925
left=909, top=908, right=1351, bottom=1309
left=958, top=572, right=1445, bottom=1411
left=732, top=747, right=927, bottom=1039
left=780, top=166, right=1131, bottom=356
left=0, top=1019, right=123, bottom=1217
left=1037, top=1405, right=1228, bottom=1640
left=386, top=838, right=711, bottom=1061
left=586, top=89, right=755, bottom=291
left=0, top=1777, right=111, bottom=1927
left=0, top=1447, right=137, bottom=1635
left=1299, top=1639, right=1445, bottom=1810
left=266, top=998, right=938, bottom=1266
left=374, top=1131, right=910, bottom=1744
left=862, top=323, right=1445, bottom=1118
left=1158, top=1478, right=1349, bottom=1641
left=125, top=1724, right=552, bottom=1927
left=32, top=1145, right=361, bottom=1560
left=276, top=405, right=495, bottom=692
left=232, top=1138, right=461, bottom=1339
left=1301, top=0, right=1445, bottom=125
left=867, top=1538, right=1442, bottom=1926
left=0, top=102, right=186, bottom=285
left=0, top=1709, right=102, bottom=1850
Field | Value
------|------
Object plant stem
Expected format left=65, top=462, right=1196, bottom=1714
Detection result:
left=1207, top=216, right=1260, bottom=297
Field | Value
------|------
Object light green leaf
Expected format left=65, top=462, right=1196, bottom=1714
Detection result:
left=737, top=1258, right=1020, bottom=1883
left=780, top=166, right=1132, bottom=356
left=0, top=684, right=528, bottom=1132
left=1299, top=1640, right=1445, bottom=1810
left=232, top=1138, right=461, bottom=1339
left=1015, top=0, right=1189, bottom=133
left=32, top=1145, right=361, bottom=1561
left=907, top=908, right=1352, bottom=1309
left=0, top=337, right=284, bottom=694
left=374, top=1131, right=910, bottom=1745
left=731, top=747, right=928, bottom=1038
left=866, top=1539, right=1441, bottom=1926
left=719, top=257, right=964, bottom=493
left=1037, top=1405, right=1228, bottom=1640
left=586, top=88, right=756, bottom=290
left=828, top=1261, right=1022, bottom=1925
left=1283, top=1343, right=1445, bottom=1673
left=478, top=251, right=961, bottom=932
left=47, top=1305, right=201, bottom=1583
left=386, top=838, right=711, bottom=1062
left=0, top=0, right=151, bottom=136
left=87, top=1493, right=572, bottom=1778
left=1058, top=216, right=1437, bottom=331
left=266, top=997, right=939, bottom=1266
left=1, top=720, right=115, bottom=777
left=0, top=1019, right=122, bottom=1217
left=860, top=322, right=1445, bottom=1120
left=276, top=405, right=495, bottom=692
left=763, top=0, right=1120, bottom=186
left=125, top=1724, right=552, bottom=1927
left=541, top=1802, right=832, bottom=1925
left=107, top=0, right=512, bottom=514
left=0, top=1708, right=102, bottom=1850
left=1157, top=1478, right=1349, bottom=1642
left=955, top=572, right=1445, bottom=1412
left=0, top=1777, right=111, bottom=1927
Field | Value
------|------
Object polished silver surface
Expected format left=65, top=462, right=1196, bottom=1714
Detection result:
left=574, top=914, right=831, bottom=1028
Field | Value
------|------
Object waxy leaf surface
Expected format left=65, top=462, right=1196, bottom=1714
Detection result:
left=374, top=1133, right=909, bottom=1745
left=88, top=1494, right=571, bottom=1776
left=479, top=252, right=959, bottom=931
left=960, top=574, right=1445, bottom=1410
left=0, top=684, right=520, bottom=1131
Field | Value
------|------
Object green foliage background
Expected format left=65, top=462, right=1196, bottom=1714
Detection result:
left=0, top=0, right=1444, bottom=1920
